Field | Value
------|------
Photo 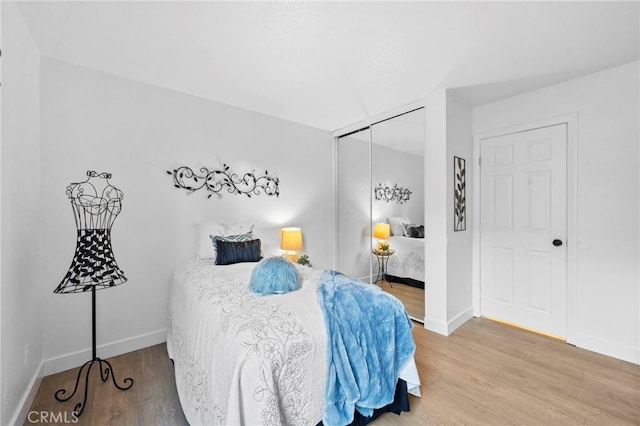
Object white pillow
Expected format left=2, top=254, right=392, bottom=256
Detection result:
left=195, top=221, right=254, bottom=259
left=387, top=216, right=410, bottom=236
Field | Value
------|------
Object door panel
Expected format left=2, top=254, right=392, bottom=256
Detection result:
left=528, top=171, right=551, bottom=231
left=480, top=124, right=567, bottom=337
left=493, top=175, right=513, bottom=230
left=337, top=128, right=372, bottom=280
left=493, top=248, right=514, bottom=303
left=526, top=249, right=551, bottom=313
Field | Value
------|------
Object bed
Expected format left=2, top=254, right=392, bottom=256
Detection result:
left=384, top=217, right=425, bottom=286
left=167, top=256, right=421, bottom=425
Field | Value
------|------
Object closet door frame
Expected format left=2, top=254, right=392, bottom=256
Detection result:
left=332, top=102, right=426, bottom=275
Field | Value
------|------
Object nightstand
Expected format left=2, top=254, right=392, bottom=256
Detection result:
left=372, top=249, right=395, bottom=287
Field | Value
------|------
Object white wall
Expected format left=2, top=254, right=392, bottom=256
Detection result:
left=1, top=2, right=43, bottom=424
left=38, top=58, right=334, bottom=374
left=473, top=61, right=639, bottom=363
left=446, top=93, right=474, bottom=328
left=423, top=89, right=449, bottom=331
left=423, top=89, right=475, bottom=334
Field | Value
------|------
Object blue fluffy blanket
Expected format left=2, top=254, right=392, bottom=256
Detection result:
left=316, top=270, right=415, bottom=425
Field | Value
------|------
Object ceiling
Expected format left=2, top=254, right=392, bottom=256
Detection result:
left=16, top=1, right=640, bottom=133
left=344, top=108, right=426, bottom=157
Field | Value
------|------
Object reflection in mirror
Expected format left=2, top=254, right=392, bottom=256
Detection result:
left=337, top=127, right=372, bottom=281
left=372, top=108, right=425, bottom=322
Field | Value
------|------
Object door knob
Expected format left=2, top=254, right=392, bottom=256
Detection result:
left=553, top=239, right=563, bottom=246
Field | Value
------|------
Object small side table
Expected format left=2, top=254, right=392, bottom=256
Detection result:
left=372, top=249, right=395, bottom=287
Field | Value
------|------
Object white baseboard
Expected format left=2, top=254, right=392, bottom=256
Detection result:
left=423, top=317, right=449, bottom=335
left=574, top=333, right=640, bottom=365
left=448, top=308, right=474, bottom=334
left=358, top=274, right=372, bottom=283
left=424, top=307, right=474, bottom=336
left=9, top=361, right=43, bottom=426
left=42, top=328, right=167, bottom=376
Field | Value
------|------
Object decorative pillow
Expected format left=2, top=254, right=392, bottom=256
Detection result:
left=401, top=222, right=415, bottom=236
left=249, top=256, right=301, bottom=295
left=387, top=216, right=411, bottom=236
left=214, top=239, right=262, bottom=265
left=210, top=233, right=253, bottom=260
left=195, top=221, right=254, bottom=258
left=407, top=225, right=425, bottom=239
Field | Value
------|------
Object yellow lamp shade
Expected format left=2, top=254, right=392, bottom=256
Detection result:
left=281, top=227, right=303, bottom=251
left=373, top=223, right=390, bottom=240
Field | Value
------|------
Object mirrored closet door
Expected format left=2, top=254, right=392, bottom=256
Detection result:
left=337, top=127, right=372, bottom=281
left=336, top=108, right=425, bottom=322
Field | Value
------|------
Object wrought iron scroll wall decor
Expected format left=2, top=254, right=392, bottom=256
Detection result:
left=167, top=164, right=279, bottom=199
left=374, top=183, right=412, bottom=204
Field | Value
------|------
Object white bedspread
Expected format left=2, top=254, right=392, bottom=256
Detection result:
left=167, top=259, right=420, bottom=426
left=386, top=236, right=425, bottom=282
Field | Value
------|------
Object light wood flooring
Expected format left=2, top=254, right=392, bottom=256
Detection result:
left=25, top=344, right=188, bottom=426
left=376, top=279, right=425, bottom=322
left=26, top=318, right=639, bottom=425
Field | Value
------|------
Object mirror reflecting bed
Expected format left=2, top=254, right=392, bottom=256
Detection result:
left=337, top=108, right=425, bottom=323
left=371, top=108, right=425, bottom=322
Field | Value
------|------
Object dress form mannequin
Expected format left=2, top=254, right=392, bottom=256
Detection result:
left=55, top=171, right=127, bottom=293
left=54, top=171, right=132, bottom=416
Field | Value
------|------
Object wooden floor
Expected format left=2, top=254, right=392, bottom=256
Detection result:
left=26, top=318, right=639, bottom=425
left=25, top=344, right=188, bottom=426
left=376, top=279, right=425, bottom=322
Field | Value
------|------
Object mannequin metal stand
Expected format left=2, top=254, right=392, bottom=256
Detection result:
left=54, top=286, right=133, bottom=417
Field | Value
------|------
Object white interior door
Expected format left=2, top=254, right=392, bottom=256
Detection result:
left=480, top=124, right=567, bottom=338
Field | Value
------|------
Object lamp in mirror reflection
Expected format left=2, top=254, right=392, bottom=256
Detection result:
left=281, top=227, right=303, bottom=262
left=373, top=222, right=391, bottom=252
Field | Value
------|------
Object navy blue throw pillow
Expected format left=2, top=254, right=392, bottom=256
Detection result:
left=408, top=225, right=425, bottom=239
left=215, top=239, right=262, bottom=265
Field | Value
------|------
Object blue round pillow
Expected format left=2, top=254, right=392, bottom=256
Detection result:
left=249, top=256, right=301, bottom=295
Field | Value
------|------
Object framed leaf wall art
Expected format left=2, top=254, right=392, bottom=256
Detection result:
left=454, top=156, right=466, bottom=231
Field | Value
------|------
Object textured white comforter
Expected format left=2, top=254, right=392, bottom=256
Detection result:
left=167, top=259, right=420, bottom=426
left=385, top=236, right=425, bottom=282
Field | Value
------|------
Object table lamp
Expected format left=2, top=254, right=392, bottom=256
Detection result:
left=373, top=222, right=391, bottom=252
left=281, top=227, right=303, bottom=262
